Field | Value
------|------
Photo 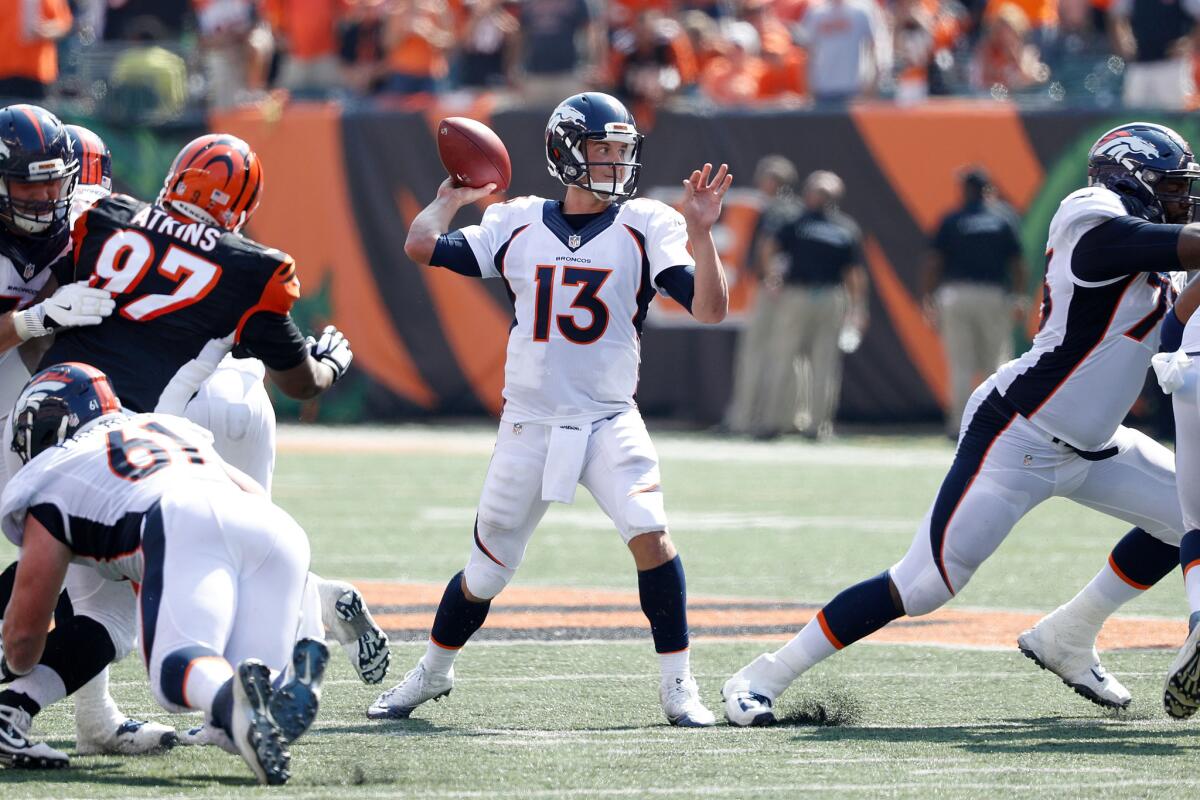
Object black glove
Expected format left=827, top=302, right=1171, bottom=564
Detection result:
left=1101, top=174, right=1163, bottom=223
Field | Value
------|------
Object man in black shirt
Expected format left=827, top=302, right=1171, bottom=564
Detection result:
left=921, top=168, right=1026, bottom=437
left=757, top=170, right=868, bottom=440
left=1109, top=0, right=1199, bottom=110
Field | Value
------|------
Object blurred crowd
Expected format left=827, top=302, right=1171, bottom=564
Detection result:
left=2, top=0, right=1199, bottom=119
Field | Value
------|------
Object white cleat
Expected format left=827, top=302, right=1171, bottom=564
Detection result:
left=75, top=718, right=178, bottom=756
left=231, top=660, right=290, bottom=786
left=722, top=653, right=793, bottom=727
left=1018, top=613, right=1131, bottom=710
left=0, top=706, right=69, bottom=769
left=177, top=723, right=238, bottom=755
left=367, top=662, right=453, bottom=720
left=1164, top=612, right=1200, bottom=719
left=661, top=676, right=716, bottom=728
left=319, top=580, right=390, bottom=685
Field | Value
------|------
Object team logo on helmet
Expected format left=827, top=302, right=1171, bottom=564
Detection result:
left=549, top=105, right=587, bottom=130
left=1094, top=131, right=1161, bottom=161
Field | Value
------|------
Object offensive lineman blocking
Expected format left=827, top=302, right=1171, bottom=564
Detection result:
left=368, top=92, right=731, bottom=726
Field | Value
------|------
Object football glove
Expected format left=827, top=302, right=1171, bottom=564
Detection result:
left=13, top=281, right=116, bottom=340
left=307, top=325, right=353, bottom=383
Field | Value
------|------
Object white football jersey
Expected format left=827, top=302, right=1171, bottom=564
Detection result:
left=460, top=196, right=694, bottom=425
left=1, top=412, right=233, bottom=582
left=993, top=186, right=1182, bottom=450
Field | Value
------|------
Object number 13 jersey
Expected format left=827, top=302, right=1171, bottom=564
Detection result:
left=460, top=196, right=694, bottom=425
left=42, top=194, right=309, bottom=412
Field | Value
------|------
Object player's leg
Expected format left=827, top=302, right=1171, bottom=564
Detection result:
left=1164, top=368, right=1200, bottom=718
left=368, top=422, right=550, bottom=720
left=580, top=408, right=715, bottom=727
left=1021, top=426, right=1181, bottom=710
left=723, top=387, right=1051, bottom=725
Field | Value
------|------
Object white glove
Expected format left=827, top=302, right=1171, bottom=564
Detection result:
left=307, top=325, right=353, bottom=383
left=1152, top=350, right=1192, bottom=395
left=13, top=281, right=116, bottom=341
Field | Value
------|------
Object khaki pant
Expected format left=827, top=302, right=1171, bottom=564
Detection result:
left=1123, top=58, right=1193, bottom=111
left=937, top=282, right=1012, bottom=436
left=762, top=284, right=847, bottom=437
left=725, top=288, right=782, bottom=434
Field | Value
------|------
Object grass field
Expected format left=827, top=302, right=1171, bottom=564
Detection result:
left=2, top=424, right=1197, bottom=798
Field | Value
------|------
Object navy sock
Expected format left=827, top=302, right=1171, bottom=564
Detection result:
left=638, top=555, right=689, bottom=654
left=1180, top=529, right=1200, bottom=574
left=0, top=689, right=40, bottom=717
left=1111, top=527, right=1179, bottom=589
left=210, top=679, right=234, bottom=736
left=430, top=571, right=491, bottom=649
left=39, top=615, right=116, bottom=695
left=819, top=571, right=903, bottom=649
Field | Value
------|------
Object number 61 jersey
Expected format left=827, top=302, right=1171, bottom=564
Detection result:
left=42, top=194, right=310, bottom=412
left=0, top=412, right=231, bottom=583
left=460, top=196, right=694, bottom=425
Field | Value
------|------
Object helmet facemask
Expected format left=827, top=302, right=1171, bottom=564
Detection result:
left=548, top=117, right=644, bottom=201
left=0, top=159, right=79, bottom=235
left=1090, top=159, right=1200, bottom=224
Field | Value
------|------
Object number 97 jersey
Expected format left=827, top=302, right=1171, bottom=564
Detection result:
left=459, top=196, right=694, bottom=426
left=42, top=194, right=309, bottom=412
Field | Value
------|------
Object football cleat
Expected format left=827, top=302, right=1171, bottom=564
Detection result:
left=177, top=723, right=238, bottom=755
left=722, top=653, right=794, bottom=727
left=1164, top=611, right=1200, bottom=719
left=269, top=638, right=330, bottom=744
left=319, top=580, right=390, bottom=684
left=367, top=662, right=453, bottom=720
left=75, top=717, right=178, bottom=756
left=661, top=675, right=716, bottom=728
left=1018, top=612, right=1132, bottom=710
left=231, top=660, right=290, bottom=786
left=0, top=705, right=69, bottom=769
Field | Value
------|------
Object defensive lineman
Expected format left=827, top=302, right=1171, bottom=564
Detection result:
left=725, top=121, right=1200, bottom=725
left=369, top=92, right=731, bottom=726
left=1, top=363, right=326, bottom=783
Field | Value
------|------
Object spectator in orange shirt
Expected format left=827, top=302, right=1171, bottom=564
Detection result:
left=682, top=10, right=728, bottom=73
left=970, top=3, right=1049, bottom=94
left=741, top=0, right=806, bottom=100
left=0, top=0, right=72, bottom=101
left=700, top=21, right=769, bottom=104
left=263, top=0, right=349, bottom=96
left=380, top=0, right=454, bottom=96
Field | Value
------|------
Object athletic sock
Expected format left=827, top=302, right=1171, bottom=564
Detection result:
left=73, top=668, right=124, bottom=733
left=0, top=667, right=65, bottom=717
left=1059, top=528, right=1179, bottom=633
left=1181, top=530, right=1200, bottom=615
left=777, top=571, right=901, bottom=678
left=637, top=556, right=690, bottom=679
left=425, top=571, right=490, bottom=675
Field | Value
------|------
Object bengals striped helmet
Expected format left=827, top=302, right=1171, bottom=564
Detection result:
left=65, top=124, right=112, bottom=190
left=158, top=133, right=263, bottom=232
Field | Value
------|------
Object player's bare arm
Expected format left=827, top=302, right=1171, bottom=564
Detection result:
left=2, top=515, right=71, bottom=675
left=404, top=178, right=497, bottom=266
left=680, top=162, right=732, bottom=324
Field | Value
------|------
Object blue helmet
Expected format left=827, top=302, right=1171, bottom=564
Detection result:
left=545, top=92, right=643, bottom=200
left=1087, top=122, right=1200, bottom=223
left=0, top=104, right=79, bottom=236
left=65, top=124, right=112, bottom=191
left=11, top=363, right=123, bottom=465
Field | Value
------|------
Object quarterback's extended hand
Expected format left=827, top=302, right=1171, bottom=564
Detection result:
left=13, top=281, right=116, bottom=340
left=307, top=325, right=353, bottom=382
left=680, top=163, right=733, bottom=231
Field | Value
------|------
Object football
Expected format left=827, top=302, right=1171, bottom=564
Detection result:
left=436, top=117, right=512, bottom=192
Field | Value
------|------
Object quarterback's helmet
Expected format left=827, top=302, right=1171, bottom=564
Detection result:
left=158, top=133, right=263, bottom=232
left=545, top=92, right=643, bottom=200
left=1087, top=122, right=1200, bottom=223
left=65, top=124, right=113, bottom=191
left=0, top=104, right=80, bottom=236
left=11, top=363, right=123, bottom=465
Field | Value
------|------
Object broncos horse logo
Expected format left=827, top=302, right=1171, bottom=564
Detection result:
left=1094, top=131, right=1161, bottom=162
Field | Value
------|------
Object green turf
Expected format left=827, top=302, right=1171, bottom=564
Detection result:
left=0, top=426, right=1194, bottom=798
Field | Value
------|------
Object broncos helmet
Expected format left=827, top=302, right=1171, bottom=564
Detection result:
left=545, top=92, right=643, bottom=200
left=11, top=363, right=123, bottom=465
left=1087, top=122, right=1200, bottom=223
left=65, top=124, right=113, bottom=191
left=0, top=104, right=80, bottom=236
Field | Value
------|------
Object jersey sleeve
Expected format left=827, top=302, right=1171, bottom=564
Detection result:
left=430, top=230, right=483, bottom=277
left=0, top=461, right=46, bottom=548
left=234, top=254, right=309, bottom=370
left=458, top=202, right=515, bottom=280
left=1071, top=216, right=1182, bottom=283
left=644, top=203, right=694, bottom=281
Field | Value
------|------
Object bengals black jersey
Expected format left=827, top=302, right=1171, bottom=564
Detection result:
left=42, top=194, right=308, bottom=412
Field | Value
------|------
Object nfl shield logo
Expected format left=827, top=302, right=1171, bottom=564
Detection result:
left=568, top=234, right=581, bottom=248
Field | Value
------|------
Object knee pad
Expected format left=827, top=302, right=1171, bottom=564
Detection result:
left=621, top=487, right=668, bottom=540
left=464, top=548, right=515, bottom=601
left=156, top=645, right=221, bottom=714
left=889, top=562, right=953, bottom=618
left=65, top=577, right=138, bottom=661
